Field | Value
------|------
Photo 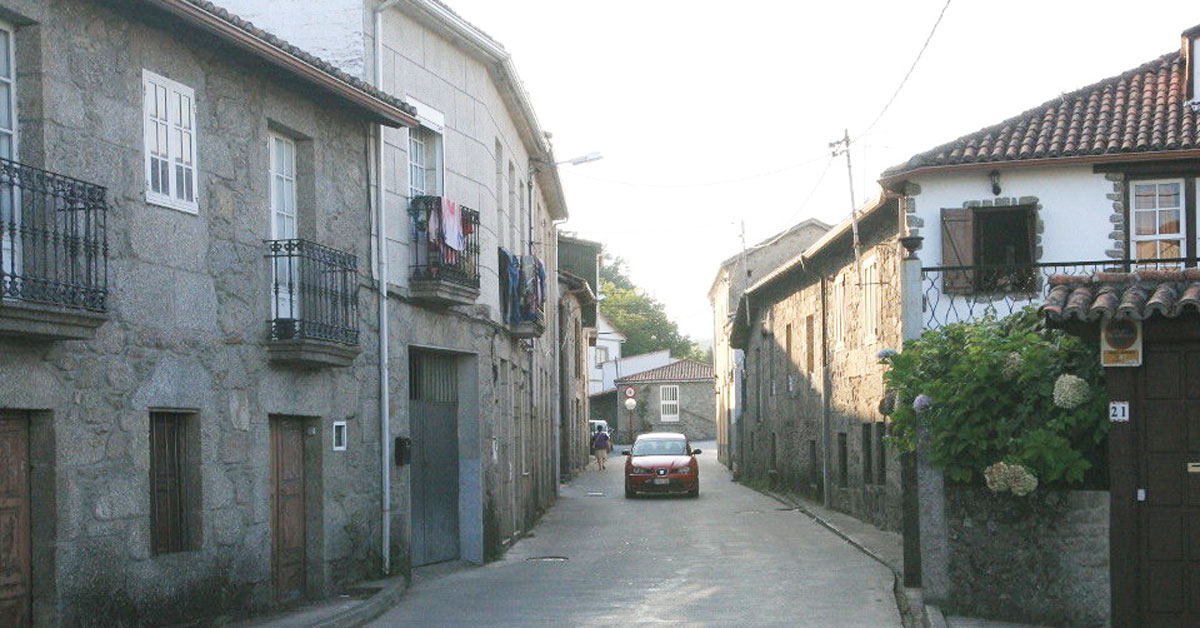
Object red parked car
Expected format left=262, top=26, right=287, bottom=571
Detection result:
left=623, top=432, right=701, bottom=498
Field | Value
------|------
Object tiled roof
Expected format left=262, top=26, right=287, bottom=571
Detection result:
left=884, top=50, right=1199, bottom=178
left=1040, top=269, right=1200, bottom=322
left=161, top=0, right=417, bottom=118
left=615, top=359, right=714, bottom=384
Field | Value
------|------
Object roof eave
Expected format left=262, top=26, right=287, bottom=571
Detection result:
left=143, top=0, right=419, bottom=127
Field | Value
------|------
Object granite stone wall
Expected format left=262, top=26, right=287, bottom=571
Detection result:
left=618, top=381, right=715, bottom=442
left=943, top=486, right=1110, bottom=628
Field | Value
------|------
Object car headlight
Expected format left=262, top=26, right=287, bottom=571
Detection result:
left=630, top=467, right=652, bottom=474
left=675, top=466, right=691, bottom=474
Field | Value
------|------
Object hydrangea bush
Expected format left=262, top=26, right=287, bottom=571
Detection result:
left=883, top=307, right=1107, bottom=488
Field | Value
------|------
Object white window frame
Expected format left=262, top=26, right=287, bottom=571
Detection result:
left=595, top=345, right=609, bottom=366
left=0, top=20, right=20, bottom=288
left=862, top=255, right=879, bottom=345
left=269, top=132, right=299, bottom=320
left=831, top=273, right=846, bottom=348
left=405, top=98, right=444, bottom=201
left=1131, top=179, right=1185, bottom=263
left=660, top=385, right=680, bottom=422
left=143, top=70, right=199, bottom=214
left=332, top=421, right=348, bottom=451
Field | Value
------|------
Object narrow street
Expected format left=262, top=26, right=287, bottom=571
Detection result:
left=369, top=443, right=901, bottom=628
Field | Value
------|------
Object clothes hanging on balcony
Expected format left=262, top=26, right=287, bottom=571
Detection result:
left=518, top=255, right=546, bottom=322
left=441, top=198, right=464, bottom=252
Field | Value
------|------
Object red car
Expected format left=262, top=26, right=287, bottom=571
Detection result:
left=623, top=432, right=701, bottom=498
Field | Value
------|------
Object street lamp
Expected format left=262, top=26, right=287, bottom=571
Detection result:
left=558, top=152, right=603, bottom=167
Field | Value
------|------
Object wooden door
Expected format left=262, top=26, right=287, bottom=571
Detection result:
left=270, top=417, right=305, bottom=602
left=0, top=412, right=30, bottom=628
left=1137, top=342, right=1200, bottom=627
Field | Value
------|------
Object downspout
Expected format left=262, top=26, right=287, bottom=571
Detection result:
left=374, top=0, right=402, bottom=576
left=819, top=274, right=832, bottom=508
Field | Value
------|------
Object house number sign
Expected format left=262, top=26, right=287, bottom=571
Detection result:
left=1109, top=401, right=1130, bottom=422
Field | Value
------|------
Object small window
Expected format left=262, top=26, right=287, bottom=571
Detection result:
left=804, top=314, right=815, bottom=375
left=876, top=422, right=887, bottom=485
left=408, top=125, right=442, bottom=198
left=941, top=205, right=1036, bottom=294
left=1132, top=180, right=1184, bottom=263
left=831, top=275, right=845, bottom=345
left=862, top=256, right=879, bottom=344
left=808, top=439, right=818, bottom=487
left=150, top=411, right=197, bottom=554
left=660, top=385, right=680, bottom=422
left=595, top=346, right=609, bottom=366
left=143, top=70, right=199, bottom=213
left=861, top=423, right=872, bottom=485
left=332, top=421, right=348, bottom=451
left=837, top=432, right=848, bottom=488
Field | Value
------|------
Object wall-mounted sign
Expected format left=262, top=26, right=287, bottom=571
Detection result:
left=624, top=386, right=636, bottom=398
left=1109, top=401, right=1130, bottom=423
left=1101, top=319, right=1142, bottom=367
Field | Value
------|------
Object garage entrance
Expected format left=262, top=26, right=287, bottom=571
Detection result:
left=410, top=351, right=460, bottom=566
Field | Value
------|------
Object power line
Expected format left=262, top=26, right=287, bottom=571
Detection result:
left=854, top=0, right=953, bottom=143
left=742, top=154, right=837, bottom=253
left=558, top=151, right=831, bottom=189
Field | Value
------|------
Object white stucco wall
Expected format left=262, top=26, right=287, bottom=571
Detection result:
left=588, top=313, right=625, bottom=393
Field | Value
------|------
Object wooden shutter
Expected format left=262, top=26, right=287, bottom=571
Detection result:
left=940, top=207, right=975, bottom=294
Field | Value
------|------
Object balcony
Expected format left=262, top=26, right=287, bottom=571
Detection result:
left=500, top=250, right=547, bottom=339
left=920, top=258, right=1188, bottom=329
left=0, top=158, right=109, bottom=341
left=266, top=238, right=360, bottom=368
left=408, top=195, right=480, bottom=306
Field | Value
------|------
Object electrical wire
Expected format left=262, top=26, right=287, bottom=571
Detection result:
left=853, top=0, right=953, bottom=143
left=743, top=155, right=838, bottom=253
left=558, top=151, right=831, bottom=189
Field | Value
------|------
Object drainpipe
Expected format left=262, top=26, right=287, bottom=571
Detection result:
left=374, top=0, right=402, bottom=576
left=819, top=275, right=832, bottom=508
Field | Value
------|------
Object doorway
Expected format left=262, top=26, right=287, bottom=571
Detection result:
left=270, top=416, right=306, bottom=602
left=0, top=411, right=29, bottom=628
left=410, top=351, right=460, bottom=566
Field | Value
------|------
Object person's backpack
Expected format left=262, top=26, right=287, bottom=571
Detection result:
left=593, top=431, right=609, bottom=450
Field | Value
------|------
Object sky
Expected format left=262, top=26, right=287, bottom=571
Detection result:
left=443, top=0, right=1200, bottom=342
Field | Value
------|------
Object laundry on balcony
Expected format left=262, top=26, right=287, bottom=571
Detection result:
left=409, top=196, right=479, bottom=290
left=497, top=250, right=545, bottom=326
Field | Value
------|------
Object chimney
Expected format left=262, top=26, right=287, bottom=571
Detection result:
left=1183, top=25, right=1200, bottom=103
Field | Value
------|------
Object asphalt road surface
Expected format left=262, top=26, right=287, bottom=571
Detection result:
left=369, top=442, right=901, bottom=628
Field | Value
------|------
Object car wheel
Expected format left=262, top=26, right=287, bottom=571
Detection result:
left=687, top=488, right=699, bottom=498
left=625, top=486, right=634, bottom=498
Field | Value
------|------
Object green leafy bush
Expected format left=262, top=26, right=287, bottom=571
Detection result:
left=883, top=307, right=1107, bottom=487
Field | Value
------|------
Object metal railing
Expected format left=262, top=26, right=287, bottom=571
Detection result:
left=0, top=158, right=109, bottom=311
left=265, top=238, right=359, bottom=345
left=920, top=258, right=1193, bottom=328
left=409, top=195, right=480, bottom=289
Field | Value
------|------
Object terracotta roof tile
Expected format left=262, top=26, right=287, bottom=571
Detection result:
left=1040, top=269, right=1200, bottom=321
left=885, top=51, right=1198, bottom=178
left=614, top=359, right=714, bottom=384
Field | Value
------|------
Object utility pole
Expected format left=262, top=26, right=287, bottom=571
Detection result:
left=829, top=129, right=862, bottom=280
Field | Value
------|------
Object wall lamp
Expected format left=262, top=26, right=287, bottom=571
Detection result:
left=989, top=170, right=1001, bottom=196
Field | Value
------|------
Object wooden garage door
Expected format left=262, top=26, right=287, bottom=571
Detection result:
left=1138, top=343, right=1200, bottom=627
left=271, top=417, right=306, bottom=602
left=0, top=412, right=30, bottom=628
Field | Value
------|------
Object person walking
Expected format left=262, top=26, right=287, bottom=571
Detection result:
left=591, top=428, right=610, bottom=470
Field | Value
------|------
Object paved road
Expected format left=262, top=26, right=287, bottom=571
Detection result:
left=370, top=442, right=901, bottom=628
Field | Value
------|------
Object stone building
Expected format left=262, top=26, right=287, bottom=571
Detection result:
left=709, top=219, right=829, bottom=467
left=557, top=235, right=601, bottom=480
left=729, top=197, right=903, bottom=531
left=614, top=360, right=716, bottom=442
left=0, top=0, right=421, bottom=625
left=214, top=0, right=571, bottom=566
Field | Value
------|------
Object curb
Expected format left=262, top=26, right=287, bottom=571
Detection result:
left=759, top=489, right=925, bottom=628
left=306, top=577, right=408, bottom=628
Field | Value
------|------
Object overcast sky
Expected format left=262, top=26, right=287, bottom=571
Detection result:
left=445, top=0, right=1200, bottom=342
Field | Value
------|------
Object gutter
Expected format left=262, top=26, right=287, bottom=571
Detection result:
left=142, top=0, right=419, bottom=128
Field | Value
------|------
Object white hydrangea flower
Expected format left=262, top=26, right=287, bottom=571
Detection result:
left=1053, top=374, right=1089, bottom=409
left=1001, top=352, right=1023, bottom=379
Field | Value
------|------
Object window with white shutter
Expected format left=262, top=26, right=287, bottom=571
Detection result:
left=660, top=385, right=680, bottom=422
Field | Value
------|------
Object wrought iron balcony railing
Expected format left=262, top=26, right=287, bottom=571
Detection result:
left=266, top=238, right=359, bottom=346
left=921, top=258, right=1190, bottom=329
left=409, top=195, right=480, bottom=290
left=0, top=158, right=109, bottom=311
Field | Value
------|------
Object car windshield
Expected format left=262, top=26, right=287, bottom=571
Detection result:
left=631, top=439, right=688, bottom=456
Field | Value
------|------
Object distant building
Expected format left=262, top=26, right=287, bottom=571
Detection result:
left=615, top=359, right=716, bottom=442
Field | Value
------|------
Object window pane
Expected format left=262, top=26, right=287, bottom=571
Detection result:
left=1161, top=239, right=1181, bottom=258
left=1137, top=240, right=1158, bottom=260
left=1134, top=210, right=1157, bottom=235
left=0, top=83, right=11, bottom=131
left=1158, top=183, right=1181, bottom=208
left=1158, top=209, right=1180, bottom=235
left=1134, top=184, right=1156, bottom=209
left=0, top=31, right=11, bottom=78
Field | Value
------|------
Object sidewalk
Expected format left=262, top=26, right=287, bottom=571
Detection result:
left=758, top=488, right=1046, bottom=628
left=224, top=574, right=407, bottom=628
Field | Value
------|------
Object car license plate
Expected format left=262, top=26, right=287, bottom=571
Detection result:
left=652, top=478, right=670, bottom=485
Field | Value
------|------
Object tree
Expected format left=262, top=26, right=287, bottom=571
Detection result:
left=599, top=256, right=705, bottom=362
